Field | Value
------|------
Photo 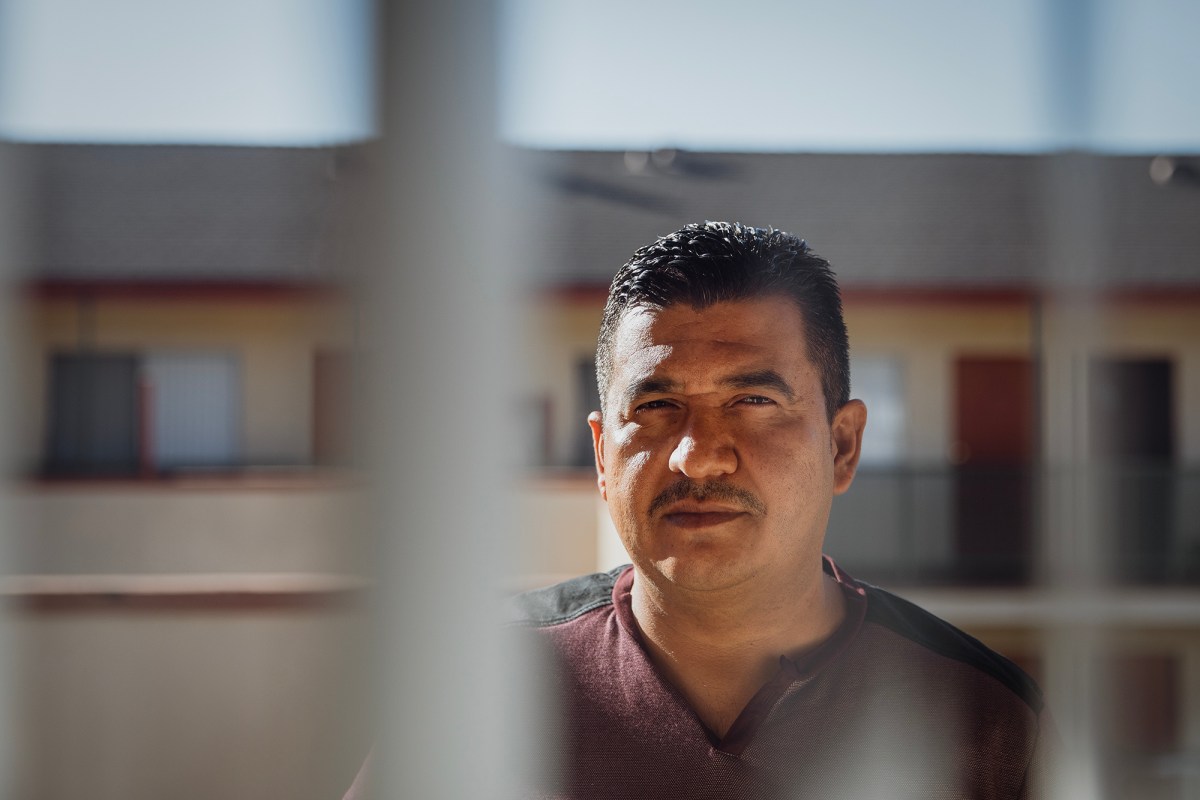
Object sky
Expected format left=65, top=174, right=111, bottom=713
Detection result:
left=499, top=0, right=1200, bottom=152
left=0, top=0, right=1197, bottom=152
left=0, top=0, right=374, bottom=146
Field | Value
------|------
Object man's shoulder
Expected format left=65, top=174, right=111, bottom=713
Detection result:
left=858, top=581, right=1045, bottom=714
left=507, top=565, right=629, bottom=628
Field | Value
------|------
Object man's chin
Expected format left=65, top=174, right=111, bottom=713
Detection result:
left=645, top=555, right=759, bottom=594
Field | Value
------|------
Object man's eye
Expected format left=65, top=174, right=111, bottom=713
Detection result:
left=634, top=399, right=675, bottom=412
left=738, top=395, right=775, bottom=406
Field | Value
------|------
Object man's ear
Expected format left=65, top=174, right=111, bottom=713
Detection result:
left=831, top=399, right=867, bottom=495
left=587, top=411, right=607, bottom=501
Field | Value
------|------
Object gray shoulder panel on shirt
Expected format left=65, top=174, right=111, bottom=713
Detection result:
left=862, top=582, right=1045, bottom=714
left=507, top=565, right=628, bottom=628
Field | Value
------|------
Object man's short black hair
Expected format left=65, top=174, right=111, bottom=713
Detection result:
left=596, top=221, right=850, bottom=421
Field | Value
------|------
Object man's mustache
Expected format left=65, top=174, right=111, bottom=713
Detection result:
left=648, top=479, right=766, bottom=517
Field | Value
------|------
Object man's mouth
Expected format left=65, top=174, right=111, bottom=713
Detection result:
left=661, top=508, right=748, bottom=528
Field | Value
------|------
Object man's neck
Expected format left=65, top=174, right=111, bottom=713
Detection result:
left=629, top=563, right=847, bottom=739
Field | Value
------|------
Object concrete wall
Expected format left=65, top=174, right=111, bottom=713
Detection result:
left=10, top=604, right=370, bottom=800
left=9, top=481, right=367, bottom=576
left=6, top=480, right=371, bottom=799
left=514, top=474, right=604, bottom=589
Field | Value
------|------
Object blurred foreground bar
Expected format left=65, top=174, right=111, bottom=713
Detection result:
left=360, top=1, right=528, bottom=798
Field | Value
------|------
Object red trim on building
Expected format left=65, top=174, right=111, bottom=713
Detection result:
left=1051, top=287, right=1200, bottom=306
left=841, top=287, right=1037, bottom=306
left=539, top=282, right=1200, bottom=307
left=3, top=574, right=369, bottom=613
left=538, top=284, right=610, bottom=304
left=25, top=279, right=347, bottom=302
left=27, top=470, right=363, bottom=491
left=11, top=588, right=366, bottom=613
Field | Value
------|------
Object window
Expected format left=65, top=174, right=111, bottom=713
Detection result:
left=851, top=356, right=906, bottom=466
left=46, top=352, right=140, bottom=475
left=143, top=351, right=240, bottom=470
left=45, top=350, right=240, bottom=476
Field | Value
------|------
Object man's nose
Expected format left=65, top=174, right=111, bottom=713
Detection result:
left=668, top=414, right=737, bottom=479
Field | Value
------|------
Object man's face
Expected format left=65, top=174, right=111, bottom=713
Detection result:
left=588, top=296, right=866, bottom=594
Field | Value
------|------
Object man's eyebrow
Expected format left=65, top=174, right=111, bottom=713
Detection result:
left=722, top=369, right=797, bottom=401
left=621, top=376, right=678, bottom=406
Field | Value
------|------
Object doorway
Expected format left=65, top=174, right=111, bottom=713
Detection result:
left=953, top=356, right=1036, bottom=584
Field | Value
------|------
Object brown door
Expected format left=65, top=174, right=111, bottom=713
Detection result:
left=1089, top=357, right=1174, bottom=583
left=313, top=350, right=353, bottom=466
left=953, top=356, right=1035, bottom=583
left=1089, top=358, right=1173, bottom=462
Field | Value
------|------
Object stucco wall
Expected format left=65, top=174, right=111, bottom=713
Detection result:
left=9, top=605, right=370, bottom=800
left=9, top=481, right=367, bottom=575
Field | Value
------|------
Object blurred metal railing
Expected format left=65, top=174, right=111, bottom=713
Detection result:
left=828, top=465, right=1200, bottom=588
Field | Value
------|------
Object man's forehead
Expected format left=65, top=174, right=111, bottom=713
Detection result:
left=611, top=297, right=807, bottom=350
left=608, top=298, right=813, bottom=383
left=610, top=306, right=672, bottom=352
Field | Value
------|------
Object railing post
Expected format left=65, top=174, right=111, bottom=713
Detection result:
left=359, top=2, right=533, bottom=797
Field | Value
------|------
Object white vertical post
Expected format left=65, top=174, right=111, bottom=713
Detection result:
left=361, top=2, right=528, bottom=797
left=1038, top=154, right=1107, bottom=799
left=0, top=142, right=24, bottom=799
left=1037, top=2, right=1105, bottom=789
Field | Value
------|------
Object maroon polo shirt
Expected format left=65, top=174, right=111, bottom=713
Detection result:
left=514, top=557, right=1050, bottom=799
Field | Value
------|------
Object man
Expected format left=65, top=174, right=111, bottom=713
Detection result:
left=513, top=221, right=1051, bottom=799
